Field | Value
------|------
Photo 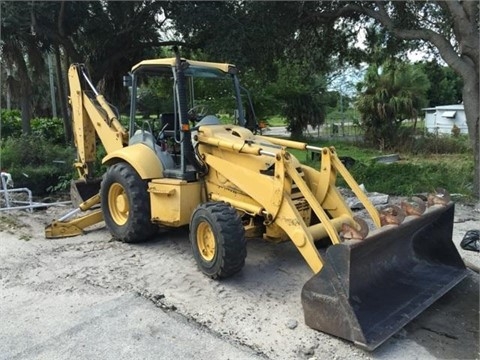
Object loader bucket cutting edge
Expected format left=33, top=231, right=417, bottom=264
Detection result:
left=301, top=203, right=467, bottom=351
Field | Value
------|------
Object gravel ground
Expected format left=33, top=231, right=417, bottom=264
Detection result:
left=0, top=199, right=478, bottom=360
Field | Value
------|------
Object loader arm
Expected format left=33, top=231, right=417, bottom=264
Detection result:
left=198, top=132, right=377, bottom=273
left=255, top=135, right=381, bottom=228
left=197, top=129, right=467, bottom=350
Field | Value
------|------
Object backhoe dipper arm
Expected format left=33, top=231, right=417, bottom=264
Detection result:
left=68, top=64, right=128, bottom=180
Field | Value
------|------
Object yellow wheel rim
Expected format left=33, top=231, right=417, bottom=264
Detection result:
left=108, top=183, right=129, bottom=225
left=196, top=221, right=216, bottom=262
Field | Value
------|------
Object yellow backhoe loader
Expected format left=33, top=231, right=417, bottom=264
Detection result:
left=45, top=48, right=467, bottom=350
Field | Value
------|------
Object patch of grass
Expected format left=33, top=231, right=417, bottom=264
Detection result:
left=288, top=139, right=383, bottom=164
left=348, top=157, right=473, bottom=197
left=287, top=138, right=474, bottom=198
left=319, top=140, right=383, bottom=161
left=264, top=115, right=287, bottom=127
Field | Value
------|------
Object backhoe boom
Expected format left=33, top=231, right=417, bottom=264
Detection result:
left=68, top=64, right=128, bottom=180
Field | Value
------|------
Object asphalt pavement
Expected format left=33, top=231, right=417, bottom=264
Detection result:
left=0, top=286, right=262, bottom=360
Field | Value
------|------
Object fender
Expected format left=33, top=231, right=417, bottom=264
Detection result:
left=102, top=143, right=164, bottom=179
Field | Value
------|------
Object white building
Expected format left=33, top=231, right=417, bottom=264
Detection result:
left=423, top=104, right=468, bottom=135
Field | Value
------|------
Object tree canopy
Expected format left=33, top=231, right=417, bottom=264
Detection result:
left=416, top=60, right=463, bottom=107
left=307, top=1, right=478, bottom=195
left=169, top=0, right=478, bottom=196
left=1, top=1, right=478, bottom=196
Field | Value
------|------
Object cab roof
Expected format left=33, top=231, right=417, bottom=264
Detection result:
left=131, top=58, right=237, bottom=76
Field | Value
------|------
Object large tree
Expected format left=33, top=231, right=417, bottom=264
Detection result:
left=168, top=1, right=479, bottom=197
left=31, top=1, right=167, bottom=108
left=166, top=2, right=352, bottom=135
left=417, top=60, right=463, bottom=107
left=310, top=1, right=479, bottom=196
left=268, top=60, right=328, bottom=138
left=2, top=1, right=169, bottom=138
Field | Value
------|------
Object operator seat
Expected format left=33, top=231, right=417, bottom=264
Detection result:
left=129, top=129, right=175, bottom=171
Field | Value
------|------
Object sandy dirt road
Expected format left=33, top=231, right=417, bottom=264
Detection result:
left=0, top=201, right=478, bottom=360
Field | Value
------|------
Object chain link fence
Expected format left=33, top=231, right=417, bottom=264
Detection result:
left=304, top=119, right=364, bottom=140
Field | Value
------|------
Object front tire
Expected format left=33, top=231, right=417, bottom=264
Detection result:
left=101, top=162, right=156, bottom=243
left=190, top=202, right=246, bottom=279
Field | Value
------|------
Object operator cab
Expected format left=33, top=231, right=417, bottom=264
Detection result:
left=124, top=57, right=257, bottom=181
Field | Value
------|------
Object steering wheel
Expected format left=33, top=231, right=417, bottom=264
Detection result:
left=187, top=104, right=210, bottom=122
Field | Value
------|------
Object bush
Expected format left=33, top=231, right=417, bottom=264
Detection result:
left=386, top=125, right=471, bottom=154
left=1, top=135, right=71, bottom=166
left=0, top=109, right=22, bottom=139
left=358, top=121, right=472, bottom=155
left=8, top=165, right=72, bottom=195
left=1, top=110, right=66, bottom=144
left=31, top=117, right=66, bottom=145
left=410, top=133, right=471, bottom=154
left=0, top=135, right=75, bottom=195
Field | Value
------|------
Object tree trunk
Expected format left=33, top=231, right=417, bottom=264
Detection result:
left=289, top=122, right=304, bottom=139
left=19, top=94, right=32, bottom=135
left=462, top=74, right=480, bottom=198
left=5, top=68, right=12, bottom=110
left=15, top=48, right=32, bottom=135
left=54, top=45, right=72, bottom=143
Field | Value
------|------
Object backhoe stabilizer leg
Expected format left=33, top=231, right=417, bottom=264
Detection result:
left=45, top=194, right=104, bottom=239
left=45, top=209, right=104, bottom=239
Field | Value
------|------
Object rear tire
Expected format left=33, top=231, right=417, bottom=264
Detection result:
left=101, top=162, right=157, bottom=243
left=190, top=202, right=246, bottom=279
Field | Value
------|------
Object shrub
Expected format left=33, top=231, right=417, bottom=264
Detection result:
left=410, top=133, right=471, bottom=154
left=7, top=165, right=72, bottom=195
left=1, top=135, right=70, bottom=166
left=0, top=135, right=75, bottom=195
left=31, top=117, right=66, bottom=145
left=1, top=111, right=67, bottom=144
left=346, top=158, right=474, bottom=197
left=0, top=109, right=22, bottom=139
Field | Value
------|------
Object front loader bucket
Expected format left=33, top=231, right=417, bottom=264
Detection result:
left=301, top=203, right=467, bottom=351
left=70, top=178, right=102, bottom=208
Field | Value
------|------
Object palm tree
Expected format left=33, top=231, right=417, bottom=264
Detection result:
left=356, top=60, right=430, bottom=149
